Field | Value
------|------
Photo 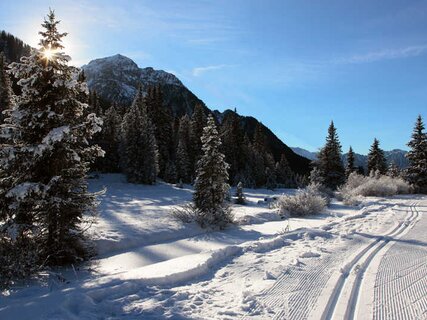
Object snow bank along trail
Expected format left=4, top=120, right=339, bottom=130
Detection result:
left=310, top=200, right=424, bottom=320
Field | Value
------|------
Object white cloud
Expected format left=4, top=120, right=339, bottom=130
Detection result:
left=337, top=45, right=427, bottom=64
left=192, top=64, right=231, bottom=77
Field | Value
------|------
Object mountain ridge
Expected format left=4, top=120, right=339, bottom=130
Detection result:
left=291, top=147, right=409, bottom=169
left=82, top=54, right=311, bottom=174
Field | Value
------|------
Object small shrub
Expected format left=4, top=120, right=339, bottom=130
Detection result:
left=171, top=203, right=198, bottom=224
left=171, top=203, right=234, bottom=230
left=274, top=187, right=328, bottom=217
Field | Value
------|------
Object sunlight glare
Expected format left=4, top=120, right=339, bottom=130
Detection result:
left=42, top=46, right=56, bottom=60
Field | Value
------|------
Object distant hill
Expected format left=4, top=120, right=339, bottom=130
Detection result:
left=291, top=147, right=409, bottom=169
left=0, top=30, right=32, bottom=63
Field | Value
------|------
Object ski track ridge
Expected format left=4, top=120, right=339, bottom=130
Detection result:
left=317, top=202, right=420, bottom=320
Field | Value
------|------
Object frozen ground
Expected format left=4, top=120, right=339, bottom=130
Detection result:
left=0, top=174, right=426, bottom=320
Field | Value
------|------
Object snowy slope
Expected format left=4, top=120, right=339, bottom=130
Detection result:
left=1, top=175, right=426, bottom=320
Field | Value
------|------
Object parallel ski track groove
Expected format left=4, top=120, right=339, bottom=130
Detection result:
left=316, top=202, right=419, bottom=320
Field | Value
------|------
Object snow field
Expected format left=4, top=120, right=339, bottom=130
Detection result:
left=1, top=175, right=425, bottom=320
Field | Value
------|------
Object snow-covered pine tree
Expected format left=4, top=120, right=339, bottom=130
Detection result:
left=190, top=103, right=206, bottom=171
left=144, top=85, right=173, bottom=179
left=345, top=146, right=356, bottom=177
left=0, top=10, right=103, bottom=266
left=221, top=110, right=246, bottom=185
left=367, top=138, right=387, bottom=175
left=235, top=181, right=245, bottom=204
left=406, top=115, right=427, bottom=193
left=163, top=159, right=178, bottom=183
left=193, top=115, right=232, bottom=229
left=275, top=154, right=293, bottom=187
left=316, top=121, right=345, bottom=189
left=176, top=115, right=191, bottom=183
left=121, top=87, right=158, bottom=184
left=88, top=90, right=102, bottom=116
left=0, top=52, right=13, bottom=126
left=309, top=166, right=325, bottom=185
left=97, top=104, right=122, bottom=172
left=387, top=162, right=400, bottom=178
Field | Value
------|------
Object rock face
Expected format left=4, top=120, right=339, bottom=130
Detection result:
left=82, top=54, right=204, bottom=116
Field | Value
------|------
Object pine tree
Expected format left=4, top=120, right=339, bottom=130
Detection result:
left=316, top=121, right=345, bottom=189
left=176, top=115, right=191, bottom=183
left=121, top=88, right=158, bottom=184
left=221, top=110, right=245, bottom=185
left=367, top=138, right=387, bottom=175
left=97, top=104, right=122, bottom=172
left=406, top=115, right=427, bottom=193
left=0, top=53, right=13, bottom=126
left=235, top=181, right=245, bottom=204
left=345, top=146, right=356, bottom=177
left=193, top=115, right=232, bottom=229
left=0, top=10, right=103, bottom=265
left=189, top=104, right=206, bottom=172
left=387, top=162, right=400, bottom=178
left=275, top=154, right=293, bottom=187
left=163, top=159, right=177, bottom=183
left=145, top=85, right=173, bottom=178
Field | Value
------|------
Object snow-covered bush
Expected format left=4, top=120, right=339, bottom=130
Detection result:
left=274, top=186, right=328, bottom=217
left=338, top=172, right=412, bottom=205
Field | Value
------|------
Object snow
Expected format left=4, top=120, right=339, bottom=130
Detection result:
left=1, top=174, right=426, bottom=320
left=6, top=182, right=42, bottom=200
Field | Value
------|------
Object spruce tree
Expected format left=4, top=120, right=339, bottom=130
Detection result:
left=193, top=115, right=232, bottom=229
left=121, top=88, right=158, bottom=184
left=406, top=115, right=427, bottom=193
left=145, top=85, right=173, bottom=178
left=387, top=162, right=400, bottom=178
left=176, top=115, right=191, bottom=183
left=367, top=138, right=387, bottom=175
left=316, top=121, right=345, bottom=189
left=275, top=154, right=293, bottom=187
left=345, top=146, right=356, bottom=177
left=97, top=104, right=122, bottom=172
left=0, top=53, right=13, bottom=126
left=190, top=104, right=206, bottom=172
left=0, top=10, right=103, bottom=265
left=235, top=181, right=245, bottom=204
left=221, top=110, right=245, bottom=185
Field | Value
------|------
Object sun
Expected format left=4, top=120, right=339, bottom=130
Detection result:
left=42, top=46, right=57, bottom=60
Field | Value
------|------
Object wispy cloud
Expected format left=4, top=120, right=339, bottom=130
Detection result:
left=192, top=64, right=232, bottom=77
left=336, top=45, right=427, bottom=64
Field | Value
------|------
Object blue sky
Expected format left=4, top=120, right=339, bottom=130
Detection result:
left=1, top=0, right=426, bottom=154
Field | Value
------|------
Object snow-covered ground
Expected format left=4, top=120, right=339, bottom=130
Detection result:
left=0, top=174, right=426, bottom=320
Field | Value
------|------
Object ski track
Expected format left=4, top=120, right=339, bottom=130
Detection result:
left=312, top=201, right=422, bottom=320
left=245, top=209, right=385, bottom=319
left=373, top=204, right=427, bottom=320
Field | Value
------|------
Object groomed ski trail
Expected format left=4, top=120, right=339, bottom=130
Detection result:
left=311, top=202, right=422, bottom=320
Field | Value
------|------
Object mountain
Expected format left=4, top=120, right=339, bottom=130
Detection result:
left=82, top=54, right=204, bottom=117
left=0, top=31, right=32, bottom=63
left=83, top=54, right=311, bottom=174
left=290, top=147, right=317, bottom=161
left=292, top=147, right=409, bottom=169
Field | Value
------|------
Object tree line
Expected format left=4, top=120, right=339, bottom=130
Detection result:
left=312, top=120, right=427, bottom=193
